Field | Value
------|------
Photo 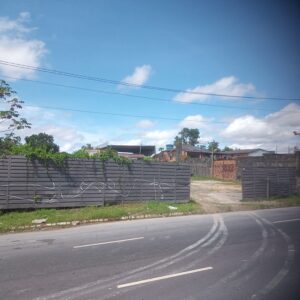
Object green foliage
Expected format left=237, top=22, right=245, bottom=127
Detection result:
left=25, top=133, right=60, bottom=153
left=81, top=143, right=93, bottom=150
left=207, top=140, right=220, bottom=152
left=33, top=193, right=42, bottom=203
left=10, top=144, right=70, bottom=167
left=223, top=146, right=234, bottom=152
left=5, top=145, right=132, bottom=167
left=72, top=148, right=90, bottom=158
left=0, top=133, right=21, bottom=156
left=174, top=128, right=199, bottom=146
left=91, top=148, right=132, bottom=165
left=143, top=156, right=153, bottom=162
left=0, top=80, right=31, bottom=133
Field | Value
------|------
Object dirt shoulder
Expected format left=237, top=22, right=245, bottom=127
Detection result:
left=191, top=179, right=300, bottom=213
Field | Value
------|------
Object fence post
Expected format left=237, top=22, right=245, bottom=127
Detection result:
left=175, top=165, right=177, bottom=202
left=211, top=150, right=214, bottom=177
left=296, top=151, right=300, bottom=194
left=141, top=161, right=144, bottom=201
left=6, top=156, right=11, bottom=208
left=266, top=176, right=270, bottom=199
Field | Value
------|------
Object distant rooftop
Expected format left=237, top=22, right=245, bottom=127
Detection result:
left=217, top=148, right=274, bottom=155
left=181, top=144, right=211, bottom=153
left=98, top=145, right=156, bottom=156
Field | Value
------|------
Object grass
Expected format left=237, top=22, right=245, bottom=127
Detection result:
left=241, top=194, right=300, bottom=209
left=0, top=201, right=203, bottom=233
left=1, top=194, right=299, bottom=234
left=191, top=176, right=214, bottom=181
left=191, top=176, right=240, bottom=185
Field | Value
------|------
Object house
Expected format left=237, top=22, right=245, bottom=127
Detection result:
left=154, top=145, right=274, bottom=162
left=87, top=144, right=156, bottom=159
left=215, top=149, right=275, bottom=160
left=154, top=144, right=211, bottom=162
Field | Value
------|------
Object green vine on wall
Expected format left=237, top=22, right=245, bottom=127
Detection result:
left=9, top=145, right=132, bottom=167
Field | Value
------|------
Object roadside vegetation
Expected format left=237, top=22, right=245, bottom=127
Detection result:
left=191, top=176, right=240, bottom=185
left=0, top=201, right=203, bottom=233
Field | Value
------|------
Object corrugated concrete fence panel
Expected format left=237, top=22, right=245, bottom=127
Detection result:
left=0, top=156, right=190, bottom=209
left=181, top=160, right=211, bottom=177
left=242, top=167, right=296, bottom=200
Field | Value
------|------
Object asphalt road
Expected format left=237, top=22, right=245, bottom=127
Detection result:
left=0, top=207, right=299, bottom=300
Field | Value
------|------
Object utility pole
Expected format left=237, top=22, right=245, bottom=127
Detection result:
left=211, top=148, right=214, bottom=177
left=176, top=139, right=182, bottom=162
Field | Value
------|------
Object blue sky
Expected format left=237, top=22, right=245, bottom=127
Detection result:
left=0, top=0, right=299, bottom=152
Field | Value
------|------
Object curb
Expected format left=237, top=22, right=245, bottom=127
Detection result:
left=9, top=212, right=191, bottom=232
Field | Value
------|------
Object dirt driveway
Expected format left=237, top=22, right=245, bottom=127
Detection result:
left=191, top=180, right=242, bottom=213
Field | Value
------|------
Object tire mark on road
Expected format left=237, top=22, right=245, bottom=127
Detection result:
left=35, top=215, right=220, bottom=300
left=251, top=215, right=295, bottom=299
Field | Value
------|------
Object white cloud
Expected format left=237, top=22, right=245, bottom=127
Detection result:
left=174, top=76, right=255, bottom=103
left=179, top=114, right=209, bottom=128
left=119, top=65, right=152, bottom=88
left=0, top=12, right=47, bottom=80
left=136, top=119, right=155, bottom=129
left=221, top=103, right=300, bottom=152
left=109, top=139, right=142, bottom=146
left=222, top=115, right=270, bottom=140
left=41, top=125, right=84, bottom=142
left=143, top=129, right=177, bottom=140
left=265, top=103, right=300, bottom=127
left=141, top=129, right=177, bottom=149
left=0, top=12, right=32, bottom=34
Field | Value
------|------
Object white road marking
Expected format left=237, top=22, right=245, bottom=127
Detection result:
left=272, top=218, right=300, bottom=224
left=73, top=237, right=144, bottom=249
left=117, top=267, right=213, bottom=289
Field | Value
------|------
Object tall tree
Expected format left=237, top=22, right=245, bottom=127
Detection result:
left=0, top=80, right=31, bottom=133
left=81, top=143, right=93, bottom=150
left=174, top=128, right=199, bottom=146
left=208, top=140, right=220, bottom=152
left=223, top=146, right=234, bottom=152
left=25, top=133, right=60, bottom=153
left=0, top=133, right=21, bottom=156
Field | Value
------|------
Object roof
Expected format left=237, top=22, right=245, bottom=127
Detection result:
left=217, top=149, right=273, bottom=155
left=98, top=145, right=156, bottom=156
left=181, top=144, right=211, bottom=154
left=178, top=146, right=274, bottom=155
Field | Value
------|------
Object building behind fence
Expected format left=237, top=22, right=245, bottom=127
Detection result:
left=182, top=158, right=211, bottom=177
left=182, top=158, right=237, bottom=180
left=0, top=156, right=190, bottom=210
left=213, top=160, right=237, bottom=180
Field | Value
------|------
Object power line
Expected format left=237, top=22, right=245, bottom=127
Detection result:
left=2, top=75, right=273, bottom=112
left=22, top=103, right=228, bottom=124
left=1, top=60, right=299, bottom=101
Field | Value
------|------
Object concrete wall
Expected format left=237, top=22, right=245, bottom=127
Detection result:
left=0, top=156, right=190, bottom=210
left=240, top=153, right=298, bottom=200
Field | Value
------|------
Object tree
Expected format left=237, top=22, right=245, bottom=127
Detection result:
left=174, top=128, right=199, bottom=146
left=0, top=133, right=21, bottom=156
left=81, top=143, right=93, bottom=150
left=25, top=133, right=59, bottom=153
left=223, top=146, right=233, bottom=152
left=0, top=80, right=31, bottom=133
left=208, top=140, right=220, bottom=152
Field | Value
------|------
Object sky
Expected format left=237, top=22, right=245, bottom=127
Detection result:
left=0, top=0, right=299, bottom=153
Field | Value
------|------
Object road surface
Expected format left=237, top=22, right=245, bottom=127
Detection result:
left=0, top=207, right=299, bottom=299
